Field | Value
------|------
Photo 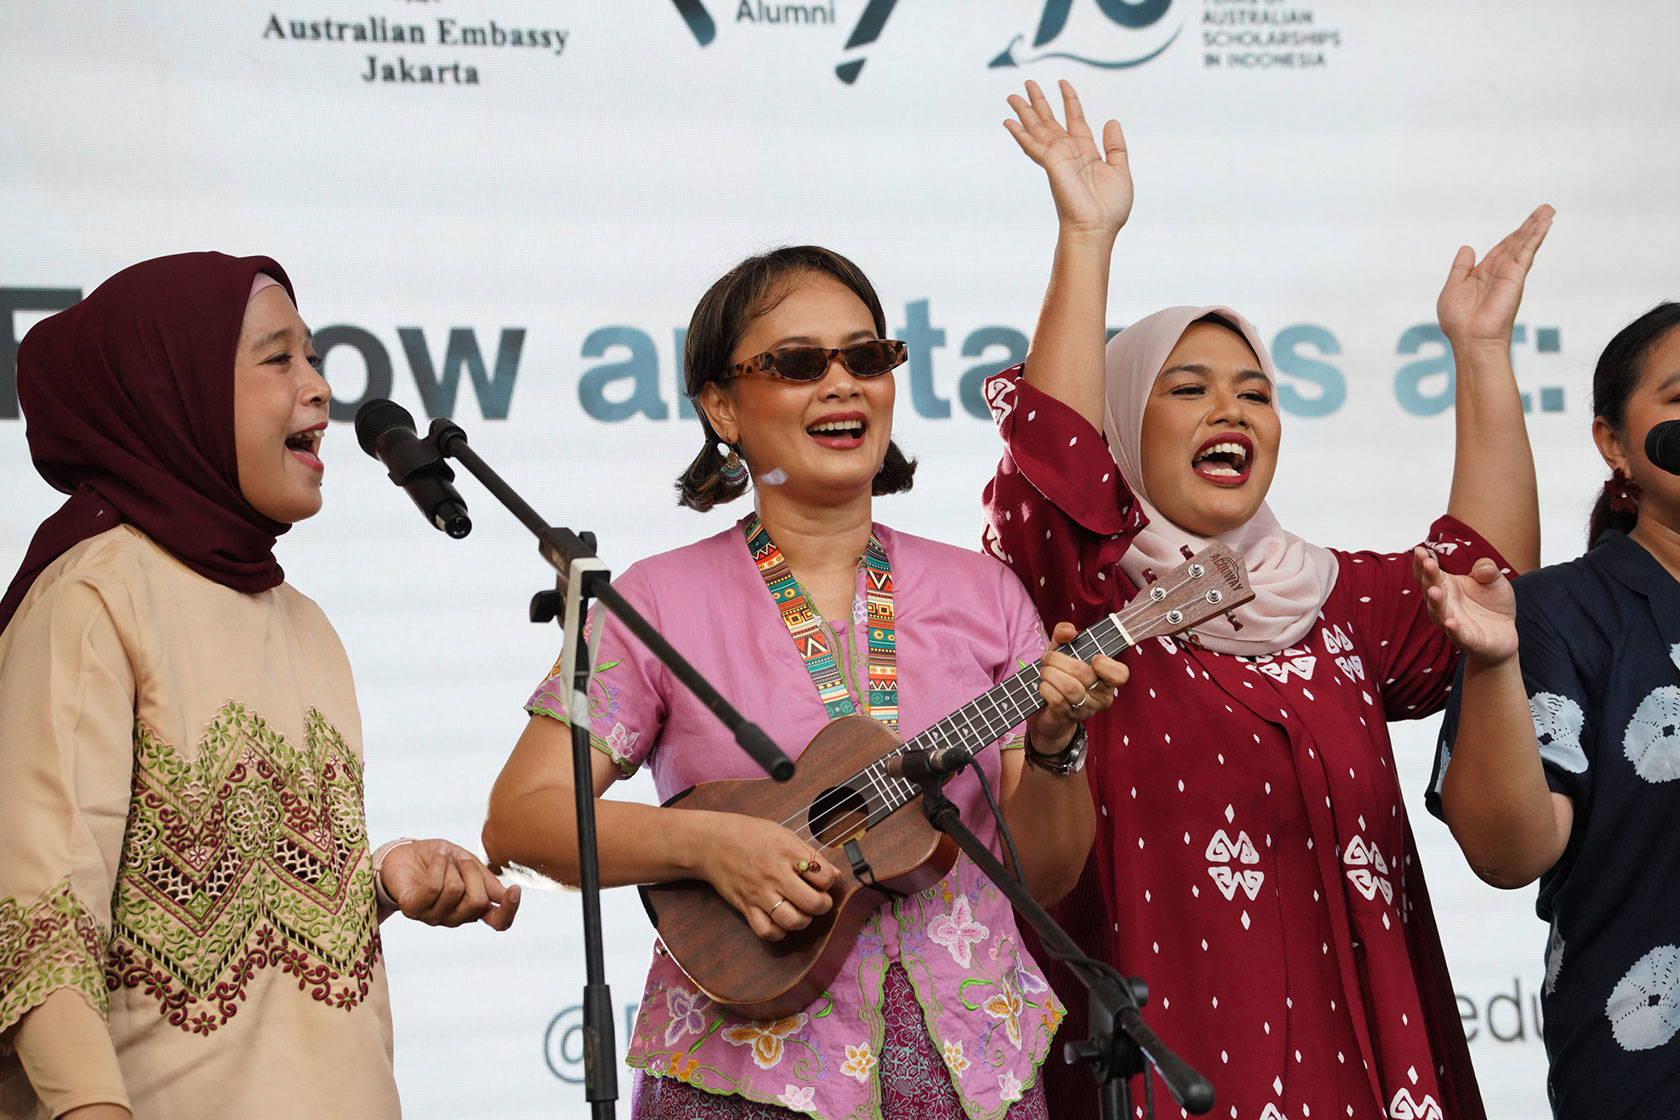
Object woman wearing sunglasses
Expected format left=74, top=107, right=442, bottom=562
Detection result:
left=484, top=245, right=1128, bottom=1120
left=981, top=81, right=1548, bottom=1119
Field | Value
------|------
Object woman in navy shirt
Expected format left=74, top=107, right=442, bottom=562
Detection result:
left=1421, top=302, right=1680, bottom=1118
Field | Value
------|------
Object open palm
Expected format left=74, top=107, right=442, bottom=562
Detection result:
left=1437, top=205, right=1554, bottom=348
left=1415, top=548, right=1518, bottom=662
left=1005, top=79, right=1133, bottom=239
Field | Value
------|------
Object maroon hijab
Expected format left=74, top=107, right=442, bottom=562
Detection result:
left=0, top=252, right=297, bottom=633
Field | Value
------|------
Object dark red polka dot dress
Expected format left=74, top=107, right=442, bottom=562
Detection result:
left=983, top=373, right=1496, bottom=1120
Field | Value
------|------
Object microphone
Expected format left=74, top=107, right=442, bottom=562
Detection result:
left=354, top=399, right=472, bottom=538
left=883, top=746, right=970, bottom=783
left=1646, top=420, right=1680, bottom=476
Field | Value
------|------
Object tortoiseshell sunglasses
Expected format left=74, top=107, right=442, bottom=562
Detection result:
left=722, top=339, right=908, bottom=383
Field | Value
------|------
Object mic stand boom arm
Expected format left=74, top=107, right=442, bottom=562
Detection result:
left=909, top=770, right=1215, bottom=1120
left=427, top=419, right=795, bottom=782
left=425, top=419, right=797, bottom=1120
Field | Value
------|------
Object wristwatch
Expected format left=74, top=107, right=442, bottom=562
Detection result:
left=1025, top=724, right=1089, bottom=776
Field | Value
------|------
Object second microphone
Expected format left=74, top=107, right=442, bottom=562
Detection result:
left=354, top=399, right=472, bottom=538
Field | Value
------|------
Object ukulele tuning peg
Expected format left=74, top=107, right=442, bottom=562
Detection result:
left=1186, top=630, right=1204, bottom=648
left=1180, top=545, right=1196, bottom=560
left=1225, top=610, right=1244, bottom=632
left=1142, top=567, right=1157, bottom=583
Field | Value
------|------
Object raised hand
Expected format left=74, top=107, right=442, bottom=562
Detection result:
left=1005, top=79, right=1133, bottom=241
left=1437, top=205, right=1554, bottom=353
left=695, top=814, right=840, bottom=943
left=380, top=839, right=522, bottom=930
left=1413, top=546, right=1518, bottom=665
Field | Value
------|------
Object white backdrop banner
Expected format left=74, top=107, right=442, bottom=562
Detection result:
left=4, top=2, right=1675, bottom=1116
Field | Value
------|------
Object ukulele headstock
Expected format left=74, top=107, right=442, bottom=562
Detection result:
left=1115, top=543, right=1255, bottom=645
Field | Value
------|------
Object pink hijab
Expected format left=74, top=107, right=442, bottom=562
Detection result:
left=1104, top=306, right=1337, bottom=655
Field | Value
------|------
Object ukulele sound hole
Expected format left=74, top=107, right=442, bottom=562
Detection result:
left=808, top=784, right=872, bottom=848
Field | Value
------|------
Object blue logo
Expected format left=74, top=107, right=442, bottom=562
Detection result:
left=990, top=0, right=1183, bottom=70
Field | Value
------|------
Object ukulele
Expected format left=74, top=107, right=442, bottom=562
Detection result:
left=639, top=542, right=1253, bottom=1021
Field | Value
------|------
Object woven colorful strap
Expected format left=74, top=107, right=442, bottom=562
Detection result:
left=745, top=515, right=897, bottom=733
left=860, top=536, right=897, bottom=729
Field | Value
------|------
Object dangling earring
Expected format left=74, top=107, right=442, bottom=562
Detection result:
left=719, top=442, right=747, bottom=485
left=1607, top=466, right=1641, bottom=515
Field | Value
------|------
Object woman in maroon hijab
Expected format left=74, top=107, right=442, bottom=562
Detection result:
left=0, top=253, right=517, bottom=1120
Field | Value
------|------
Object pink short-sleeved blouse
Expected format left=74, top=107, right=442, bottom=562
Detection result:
left=527, top=520, right=1063, bottom=1120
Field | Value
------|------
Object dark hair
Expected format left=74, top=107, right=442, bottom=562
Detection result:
left=675, top=245, right=916, bottom=511
left=1587, top=302, right=1680, bottom=547
left=1193, top=311, right=1244, bottom=336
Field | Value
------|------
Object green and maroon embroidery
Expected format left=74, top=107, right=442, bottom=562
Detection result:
left=106, top=703, right=381, bottom=1034
left=0, top=878, right=106, bottom=1034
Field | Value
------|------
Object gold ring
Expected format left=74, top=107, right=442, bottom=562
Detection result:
left=769, top=898, right=787, bottom=917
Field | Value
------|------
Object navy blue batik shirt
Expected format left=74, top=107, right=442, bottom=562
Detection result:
left=1429, top=530, right=1680, bottom=1119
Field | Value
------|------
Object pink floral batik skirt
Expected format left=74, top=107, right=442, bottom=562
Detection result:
left=632, top=963, right=1052, bottom=1120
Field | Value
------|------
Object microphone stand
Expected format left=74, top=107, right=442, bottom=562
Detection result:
left=902, top=759, right=1214, bottom=1120
left=424, top=418, right=797, bottom=1119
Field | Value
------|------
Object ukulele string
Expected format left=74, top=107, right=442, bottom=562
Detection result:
left=779, top=748, right=918, bottom=848
left=775, top=569, right=1215, bottom=849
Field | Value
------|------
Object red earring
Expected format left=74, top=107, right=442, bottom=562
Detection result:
left=1607, top=467, right=1641, bottom=515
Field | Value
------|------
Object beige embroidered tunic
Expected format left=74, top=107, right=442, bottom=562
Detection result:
left=0, top=526, right=398, bottom=1119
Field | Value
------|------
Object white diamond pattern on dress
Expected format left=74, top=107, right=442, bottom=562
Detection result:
left=1342, top=834, right=1393, bottom=905
left=1387, top=1089, right=1443, bottom=1120
left=1205, top=818, right=1264, bottom=902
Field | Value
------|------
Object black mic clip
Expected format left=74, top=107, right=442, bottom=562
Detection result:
left=884, top=746, right=971, bottom=784
left=354, top=399, right=472, bottom=539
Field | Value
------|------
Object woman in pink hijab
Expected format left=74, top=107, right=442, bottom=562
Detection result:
left=982, top=82, right=1550, bottom=1120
